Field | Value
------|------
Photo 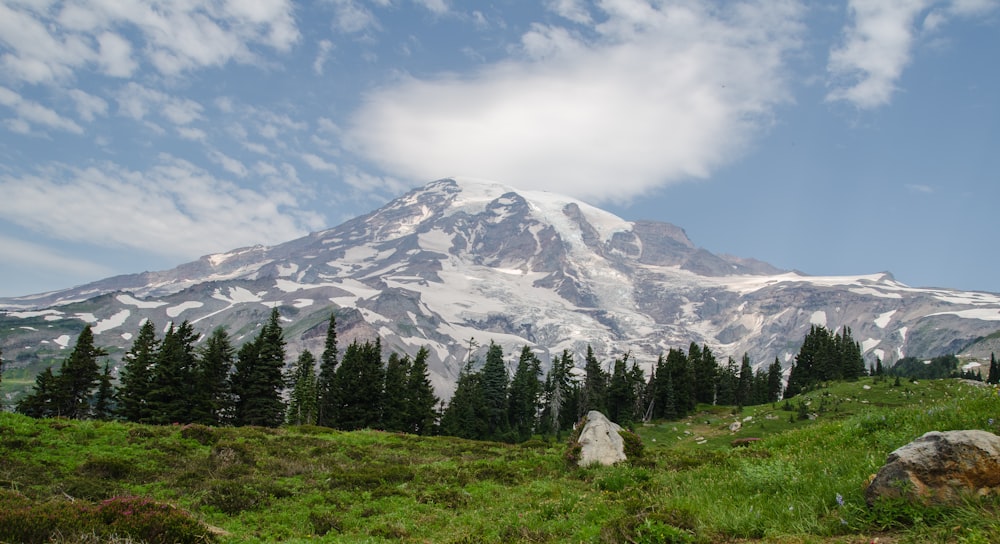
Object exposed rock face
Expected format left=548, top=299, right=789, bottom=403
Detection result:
left=577, top=411, right=627, bottom=467
left=865, top=430, right=1000, bottom=505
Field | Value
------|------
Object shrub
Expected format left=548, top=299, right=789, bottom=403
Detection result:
left=179, top=423, right=218, bottom=446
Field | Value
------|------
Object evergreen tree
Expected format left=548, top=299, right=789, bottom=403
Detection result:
left=668, top=347, right=695, bottom=415
left=93, top=363, right=115, bottom=420
left=316, top=312, right=339, bottom=427
left=735, top=353, right=753, bottom=408
left=286, top=350, right=319, bottom=426
left=716, top=357, right=739, bottom=406
left=581, top=345, right=607, bottom=415
left=57, top=325, right=106, bottom=419
left=331, top=339, right=384, bottom=430
left=439, top=358, right=486, bottom=439
left=766, top=357, right=783, bottom=403
left=507, top=346, right=542, bottom=442
left=117, top=320, right=159, bottom=423
left=16, top=367, right=59, bottom=418
left=231, top=309, right=288, bottom=427
left=381, top=352, right=411, bottom=432
left=690, top=343, right=717, bottom=405
left=480, top=342, right=510, bottom=440
left=195, top=327, right=235, bottom=426
left=404, top=346, right=439, bottom=435
left=606, top=353, right=637, bottom=426
left=539, top=350, right=576, bottom=437
left=146, top=321, right=199, bottom=424
left=988, top=353, right=999, bottom=385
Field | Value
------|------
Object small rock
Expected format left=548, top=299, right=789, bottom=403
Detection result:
left=729, top=421, right=742, bottom=432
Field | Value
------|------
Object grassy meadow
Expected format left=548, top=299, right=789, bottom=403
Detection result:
left=2, top=376, right=1000, bottom=543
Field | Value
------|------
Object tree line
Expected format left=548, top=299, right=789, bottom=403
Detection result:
left=11, top=310, right=970, bottom=443
left=14, top=310, right=439, bottom=434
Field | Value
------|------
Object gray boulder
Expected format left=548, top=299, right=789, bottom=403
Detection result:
left=866, top=430, right=1000, bottom=505
left=577, top=411, right=627, bottom=467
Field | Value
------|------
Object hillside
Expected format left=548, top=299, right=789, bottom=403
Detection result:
left=2, top=377, right=999, bottom=543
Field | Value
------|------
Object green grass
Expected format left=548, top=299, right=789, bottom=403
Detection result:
left=2, top=377, right=999, bottom=543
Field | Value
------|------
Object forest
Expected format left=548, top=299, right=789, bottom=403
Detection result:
left=4, top=309, right=992, bottom=443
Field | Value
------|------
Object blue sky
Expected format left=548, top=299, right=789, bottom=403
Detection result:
left=0, top=0, right=997, bottom=298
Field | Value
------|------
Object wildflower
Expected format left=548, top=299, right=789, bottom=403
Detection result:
left=836, top=493, right=844, bottom=506
left=989, top=418, right=995, bottom=426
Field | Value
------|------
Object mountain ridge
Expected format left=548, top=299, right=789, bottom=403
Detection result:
left=3, top=177, right=999, bottom=398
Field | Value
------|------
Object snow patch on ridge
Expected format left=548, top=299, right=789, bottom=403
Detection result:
left=167, top=301, right=204, bottom=317
left=116, top=294, right=167, bottom=308
left=810, top=311, right=827, bottom=327
left=874, top=310, right=896, bottom=329
left=93, top=310, right=130, bottom=334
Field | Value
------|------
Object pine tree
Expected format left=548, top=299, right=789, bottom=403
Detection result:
left=55, top=325, right=106, bottom=419
left=381, top=352, right=411, bottom=432
left=507, top=346, right=542, bottom=442
left=480, top=342, right=510, bottom=441
left=668, top=347, right=695, bottom=415
left=195, top=327, right=235, bottom=425
left=330, top=339, right=384, bottom=430
left=539, top=350, right=575, bottom=437
left=581, top=345, right=607, bottom=415
left=117, top=320, right=159, bottom=423
left=988, top=353, right=999, bottom=385
left=606, top=353, right=637, bottom=426
left=16, top=367, right=59, bottom=418
left=316, top=312, right=339, bottom=427
left=440, top=358, right=486, bottom=439
left=404, top=346, right=439, bottom=435
left=766, top=357, right=783, bottom=402
left=231, top=309, right=288, bottom=427
left=286, top=350, right=319, bottom=426
left=690, top=343, right=717, bottom=405
left=93, top=363, right=115, bottom=420
left=716, top=357, right=739, bottom=406
left=735, top=353, right=753, bottom=408
left=146, top=321, right=199, bottom=424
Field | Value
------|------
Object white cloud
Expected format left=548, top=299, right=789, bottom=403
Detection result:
left=0, top=0, right=300, bottom=85
left=302, top=153, right=340, bottom=173
left=208, top=150, right=249, bottom=177
left=0, top=86, right=84, bottom=134
left=0, top=157, right=325, bottom=260
left=314, top=39, right=334, bottom=75
left=415, top=0, right=449, bottom=15
left=546, top=0, right=593, bottom=24
left=96, top=31, right=137, bottom=77
left=332, top=0, right=380, bottom=34
left=826, top=0, right=999, bottom=109
left=116, top=82, right=203, bottom=125
left=67, top=89, right=109, bottom=122
left=346, top=0, right=804, bottom=202
left=177, top=126, right=207, bottom=141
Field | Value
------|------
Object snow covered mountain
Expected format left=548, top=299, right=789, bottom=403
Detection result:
left=3, top=178, right=999, bottom=397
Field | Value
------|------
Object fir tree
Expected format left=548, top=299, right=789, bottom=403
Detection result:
left=480, top=342, right=510, bottom=441
left=690, top=343, right=717, bottom=405
left=507, top=346, right=542, bottom=442
left=988, top=353, right=999, bottom=385
left=16, top=367, right=59, bottom=418
left=539, top=350, right=575, bottom=437
left=195, top=327, right=235, bottom=426
left=439, top=358, right=486, bottom=439
left=146, top=321, right=199, bottom=424
left=404, top=346, right=439, bottom=435
left=766, top=357, right=783, bottom=403
left=715, top=357, right=739, bottom=406
left=606, top=353, right=637, bottom=426
left=735, top=353, right=753, bottom=409
left=117, top=320, right=159, bottom=423
left=581, top=345, right=607, bottom=415
left=59, top=325, right=107, bottom=419
left=93, top=363, right=115, bottom=420
left=286, top=350, right=319, bottom=426
left=231, top=309, right=288, bottom=427
left=381, top=352, right=411, bottom=432
left=330, top=339, right=384, bottom=430
left=316, top=312, right=339, bottom=427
